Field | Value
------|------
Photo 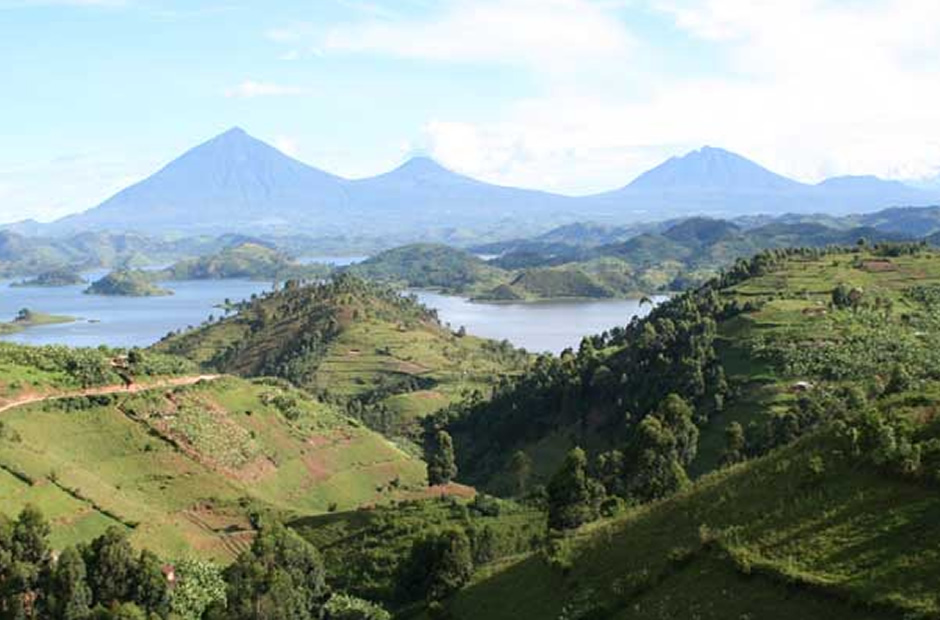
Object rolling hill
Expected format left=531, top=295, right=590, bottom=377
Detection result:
left=0, top=342, right=441, bottom=562
left=153, top=274, right=529, bottom=436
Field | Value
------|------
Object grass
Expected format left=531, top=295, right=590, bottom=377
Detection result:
left=448, top=429, right=940, bottom=619
left=0, top=376, right=434, bottom=561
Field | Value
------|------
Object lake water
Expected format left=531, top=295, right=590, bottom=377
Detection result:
left=0, top=267, right=662, bottom=353
left=414, top=292, right=662, bottom=353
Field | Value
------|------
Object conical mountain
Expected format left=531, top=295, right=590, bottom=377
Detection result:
left=625, top=146, right=804, bottom=192
left=53, top=127, right=349, bottom=235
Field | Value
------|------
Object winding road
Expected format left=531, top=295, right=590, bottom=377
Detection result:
left=0, top=375, right=221, bottom=414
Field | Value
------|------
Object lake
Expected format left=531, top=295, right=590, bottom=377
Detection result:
left=0, top=273, right=662, bottom=353
left=414, top=292, right=662, bottom=353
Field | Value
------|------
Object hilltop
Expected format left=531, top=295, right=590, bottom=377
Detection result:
left=153, top=275, right=529, bottom=437
left=158, top=241, right=331, bottom=281
left=345, top=243, right=505, bottom=294
left=85, top=269, right=172, bottom=296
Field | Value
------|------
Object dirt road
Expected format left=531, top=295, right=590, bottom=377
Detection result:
left=0, top=375, right=221, bottom=414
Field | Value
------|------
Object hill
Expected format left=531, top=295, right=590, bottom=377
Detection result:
left=235, top=243, right=940, bottom=620
left=0, top=342, right=438, bottom=559
left=153, top=275, right=529, bottom=437
left=10, top=268, right=85, bottom=287
left=85, top=269, right=172, bottom=296
left=158, top=241, right=331, bottom=281
left=345, top=243, right=506, bottom=294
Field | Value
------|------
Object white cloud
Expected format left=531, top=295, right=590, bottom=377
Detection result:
left=317, top=0, right=635, bottom=73
left=224, top=80, right=310, bottom=99
left=273, top=135, right=301, bottom=157
left=409, top=0, right=940, bottom=192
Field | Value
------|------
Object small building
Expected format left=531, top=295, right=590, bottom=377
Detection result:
left=791, top=381, right=814, bottom=393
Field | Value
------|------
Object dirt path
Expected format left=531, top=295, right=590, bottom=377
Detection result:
left=0, top=375, right=221, bottom=414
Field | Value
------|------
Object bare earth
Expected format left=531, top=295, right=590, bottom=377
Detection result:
left=0, top=375, right=221, bottom=414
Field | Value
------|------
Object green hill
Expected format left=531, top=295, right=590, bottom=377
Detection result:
left=0, top=372, right=432, bottom=562
left=447, top=424, right=940, bottom=619
left=477, top=267, right=617, bottom=301
left=158, top=241, right=331, bottom=281
left=11, top=268, right=86, bottom=287
left=85, top=269, right=172, bottom=296
left=153, top=275, right=529, bottom=437
left=346, top=243, right=506, bottom=294
left=312, top=243, right=940, bottom=618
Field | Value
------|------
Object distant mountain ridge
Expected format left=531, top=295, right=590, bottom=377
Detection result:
left=29, top=129, right=940, bottom=237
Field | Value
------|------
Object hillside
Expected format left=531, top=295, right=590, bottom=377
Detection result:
left=11, top=268, right=85, bottom=287
left=85, top=269, right=172, bottom=296
left=448, top=424, right=940, bottom=619
left=0, top=356, right=435, bottom=561
left=158, top=241, right=331, bottom=281
left=345, top=243, right=506, bottom=294
left=153, top=275, right=529, bottom=437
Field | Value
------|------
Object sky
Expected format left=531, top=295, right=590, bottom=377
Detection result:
left=2, top=0, right=940, bottom=223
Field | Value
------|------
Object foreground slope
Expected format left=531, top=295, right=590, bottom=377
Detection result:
left=0, top=344, right=431, bottom=560
left=449, top=426, right=939, bottom=619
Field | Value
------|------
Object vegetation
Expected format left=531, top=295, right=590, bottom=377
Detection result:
left=0, top=506, right=391, bottom=620
left=11, top=268, right=86, bottom=287
left=85, top=270, right=172, bottom=297
left=345, top=244, right=504, bottom=294
left=157, top=242, right=331, bottom=282
left=0, top=308, right=77, bottom=335
left=154, top=275, right=528, bottom=440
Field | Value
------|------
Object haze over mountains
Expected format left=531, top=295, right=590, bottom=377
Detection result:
left=16, top=128, right=940, bottom=239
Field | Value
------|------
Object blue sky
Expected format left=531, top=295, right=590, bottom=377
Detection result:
left=2, top=0, right=940, bottom=222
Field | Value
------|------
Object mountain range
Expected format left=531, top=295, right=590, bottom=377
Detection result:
left=15, top=129, right=940, bottom=238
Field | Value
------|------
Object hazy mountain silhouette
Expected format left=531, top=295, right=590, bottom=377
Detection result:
left=41, top=130, right=940, bottom=237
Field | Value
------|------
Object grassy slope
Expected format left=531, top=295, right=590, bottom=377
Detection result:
left=449, top=429, right=939, bottom=620
left=154, top=278, right=528, bottom=434
left=440, top=248, right=940, bottom=619
left=694, top=249, right=940, bottom=474
left=0, top=376, right=429, bottom=561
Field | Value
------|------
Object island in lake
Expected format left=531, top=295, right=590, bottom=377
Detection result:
left=85, top=269, right=173, bottom=297
left=11, top=268, right=86, bottom=287
left=0, top=308, right=77, bottom=334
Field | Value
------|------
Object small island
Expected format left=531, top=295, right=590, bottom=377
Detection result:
left=157, top=241, right=331, bottom=281
left=0, top=308, right=77, bottom=335
left=11, top=268, right=86, bottom=288
left=85, top=269, right=173, bottom=297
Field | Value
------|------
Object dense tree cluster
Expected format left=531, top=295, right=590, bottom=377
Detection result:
left=0, top=508, right=390, bottom=620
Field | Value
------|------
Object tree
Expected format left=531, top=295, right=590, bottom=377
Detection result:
left=38, top=546, right=92, bottom=620
left=84, top=527, right=137, bottom=609
left=426, top=430, right=458, bottom=487
left=170, top=559, right=226, bottom=620
left=508, top=451, right=532, bottom=496
left=11, top=505, right=50, bottom=565
left=224, top=523, right=328, bottom=620
left=131, top=550, right=169, bottom=617
left=624, top=416, right=690, bottom=502
left=547, top=447, right=601, bottom=531
left=720, top=422, right=746, bottom=466
left=397, top=530, right=473, bottom=602
left=323, top=593, right=391, bottom=620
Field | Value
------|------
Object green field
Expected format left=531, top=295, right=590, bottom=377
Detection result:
left=0, top=376, right=432, bottom=561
